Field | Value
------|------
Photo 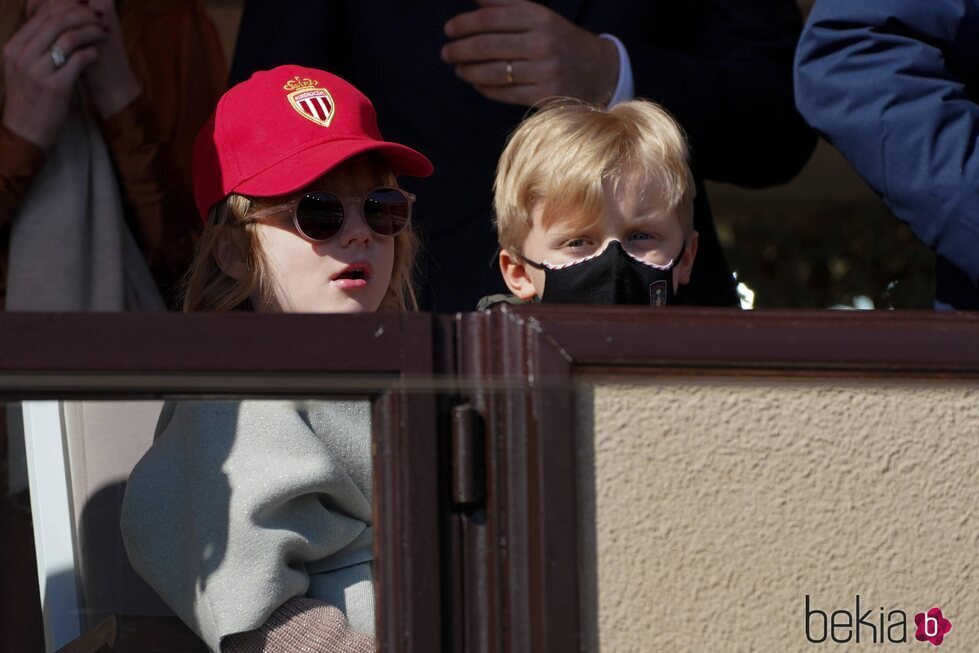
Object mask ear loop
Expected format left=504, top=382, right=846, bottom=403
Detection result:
left=520, top=254, right=547, bottom=270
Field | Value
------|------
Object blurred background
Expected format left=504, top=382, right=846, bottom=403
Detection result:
left=200, top=0, right=934, bottom=310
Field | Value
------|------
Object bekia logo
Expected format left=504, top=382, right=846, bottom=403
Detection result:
left=914, top=608, right=952, bottom=646
left=806, top=596, right=952, bottom=646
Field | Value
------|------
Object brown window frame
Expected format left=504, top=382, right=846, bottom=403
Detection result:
left=4, top=307, right=979, bottom=653
left=452, top=305, right=979, bottom=653
left=0, top=311, right=446, bottom=653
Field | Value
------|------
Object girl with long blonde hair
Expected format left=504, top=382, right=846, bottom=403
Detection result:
left=122, top=65, right=432, bottom=653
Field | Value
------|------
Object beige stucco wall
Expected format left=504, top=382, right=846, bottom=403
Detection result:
left=576, top=377, right=979, bottom=652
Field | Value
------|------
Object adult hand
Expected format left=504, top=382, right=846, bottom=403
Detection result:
left=26, top=0, right=141, bottom=119
left=77, top=0, right=141, bottom=119
left=2, top=0, right=104, bottom=149
left=442, top=0, right=619, bottom=107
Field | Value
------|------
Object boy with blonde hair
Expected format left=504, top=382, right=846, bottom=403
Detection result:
left=492, top=99, right=697, bottom=307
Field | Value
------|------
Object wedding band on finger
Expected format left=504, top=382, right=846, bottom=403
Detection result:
left=50, top=44, right=67, bottom=68
left=505, top=60, right=514, bottom=85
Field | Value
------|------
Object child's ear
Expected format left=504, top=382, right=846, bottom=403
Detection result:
left=674, top=230, right=699, bottom=288
left=214, top=231, right=249, bottom=280
left=499, top=248, right=541, bottom=300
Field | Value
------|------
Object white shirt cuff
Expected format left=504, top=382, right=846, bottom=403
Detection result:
left=599, top=33, right=635, bottom=107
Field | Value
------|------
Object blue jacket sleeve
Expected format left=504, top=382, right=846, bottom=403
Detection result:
left=795, top=0, right=979, bottom=288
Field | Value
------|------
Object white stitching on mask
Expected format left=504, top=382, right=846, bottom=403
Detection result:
left=539, top=240, right=676, bottom=271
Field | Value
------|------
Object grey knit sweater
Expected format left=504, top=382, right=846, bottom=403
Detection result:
left=121, top=399, right=374, bottom=652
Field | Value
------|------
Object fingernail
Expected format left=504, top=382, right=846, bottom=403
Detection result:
left=440, top=46, right=448, bottom=60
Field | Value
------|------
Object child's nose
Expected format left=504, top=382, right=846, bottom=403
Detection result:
left=338, top=204, right=372, bottom=246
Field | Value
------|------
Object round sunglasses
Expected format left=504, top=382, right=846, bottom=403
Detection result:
left=245, top=187, right=414, bottom=241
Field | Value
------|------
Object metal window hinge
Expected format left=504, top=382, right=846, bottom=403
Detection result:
left=450, top=403, right=485, bottom=509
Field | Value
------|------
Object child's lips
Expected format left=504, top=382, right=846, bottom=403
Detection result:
left=331, top=262, right=373, bottom=289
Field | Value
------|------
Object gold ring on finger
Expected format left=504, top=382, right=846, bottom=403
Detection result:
left=50, top=44, right=67, bottom=68
left=505, top=60, right=514, bottom=85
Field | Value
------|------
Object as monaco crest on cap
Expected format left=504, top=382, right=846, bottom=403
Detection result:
left=284, top=76, right=335, bottom=128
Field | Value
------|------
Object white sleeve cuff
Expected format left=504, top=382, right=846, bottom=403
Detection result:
left=599, top=33, right=635, bottom=107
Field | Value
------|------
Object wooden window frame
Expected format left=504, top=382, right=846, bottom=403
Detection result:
left=452, top=305, right=979, bottom=653
left=0, top=311, right=445, bottom=653
left=4, top=308, right=979, bottom=653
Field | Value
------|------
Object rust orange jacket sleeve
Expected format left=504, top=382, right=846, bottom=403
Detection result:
left=0, top=124, right=45, bottom=308
left=101, top=0, right=227, bottom=306
left=0, top=124, right=44, bottom=231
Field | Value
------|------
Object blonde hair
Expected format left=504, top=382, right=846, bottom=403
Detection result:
left=183, top=163, right=418, bottom=313
left=494, top=98, right=695, bottom=253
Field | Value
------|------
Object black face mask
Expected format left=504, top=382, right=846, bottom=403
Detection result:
left=523, top=240, right=685, bottom=306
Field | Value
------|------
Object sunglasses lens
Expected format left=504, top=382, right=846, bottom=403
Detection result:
left=296, top=193, right=345, bottom=240
left=364, top=188, right=411, bottom=236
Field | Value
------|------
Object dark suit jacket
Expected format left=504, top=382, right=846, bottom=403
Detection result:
left=232, top=0, right=815, bottom=311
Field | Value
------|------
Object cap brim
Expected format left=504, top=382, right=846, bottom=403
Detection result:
left=234, top=139, right=434, bottom=199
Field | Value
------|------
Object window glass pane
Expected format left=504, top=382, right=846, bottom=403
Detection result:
left=4, top=396, right=377, bottom=651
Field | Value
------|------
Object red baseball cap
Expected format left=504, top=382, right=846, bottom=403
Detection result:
left=193, top=65, right=434, bottom=220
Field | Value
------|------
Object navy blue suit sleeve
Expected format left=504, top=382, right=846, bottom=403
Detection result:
left=621, top=0, right=815, bottom=187
left=795, top=0, right=979, bottom=288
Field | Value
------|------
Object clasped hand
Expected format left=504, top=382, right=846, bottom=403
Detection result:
left=2, top=0, right=140, bottom=149
left=442, top=0, right=619, bottom=108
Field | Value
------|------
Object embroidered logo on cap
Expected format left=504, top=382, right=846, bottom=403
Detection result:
left=284, top=76, right=335, bottom=128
